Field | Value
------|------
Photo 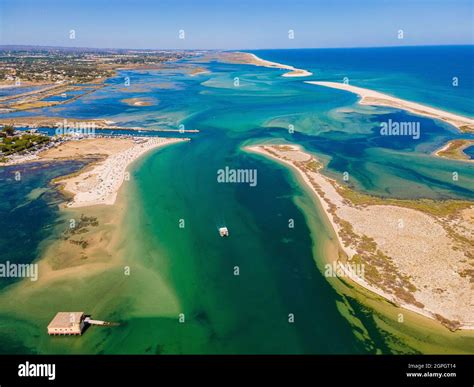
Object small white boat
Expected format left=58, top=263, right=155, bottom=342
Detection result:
left=219, top=227, right=229, bottom=237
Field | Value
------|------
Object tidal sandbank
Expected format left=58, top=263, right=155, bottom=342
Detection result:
left=217, top=52, right=312, bottom=77
left=50, top=137, right=189, bottom=207
left=246, top=144, right=474, bottom=331
left=307, top=81, right=474, bottom=134
left=433, top=139, right=474, bottom=162
left=121, top=97, right=156, bottom=107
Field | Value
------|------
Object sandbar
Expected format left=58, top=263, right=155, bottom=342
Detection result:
left=246, top=144, right=474, bottom=331
left=433, top=139, right=474, bottom=162
left=307, top=81, right=474, bottom=133
left=218, top=52, right=312, bottom=77
left=52, top=137, right=189, bottom=207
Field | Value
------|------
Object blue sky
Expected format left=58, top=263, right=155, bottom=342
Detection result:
left=0, top=0, right=473, bottom=49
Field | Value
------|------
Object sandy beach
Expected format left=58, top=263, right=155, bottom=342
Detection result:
left=50, top=137, right=188, bottom=207
left=0, top=136, right=187, bottom=347
left=433, top=139, right=474, bottom=162
left=218, top=52, right=312, bottom=77
left=246, top=144, right=474, bottom=331
left=307, top=81, right=474, bottom=133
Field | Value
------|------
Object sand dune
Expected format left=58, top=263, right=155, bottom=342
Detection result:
left=247, top=144, right=474, bottom=331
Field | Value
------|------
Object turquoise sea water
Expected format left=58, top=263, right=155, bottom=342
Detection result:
left=0, top=160, right=89, bottom=290
left=250, top=46, right=474, bottom=117
left=0, top=46, right=473, bottom=354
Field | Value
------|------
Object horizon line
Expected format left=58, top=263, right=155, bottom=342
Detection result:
left=0, top=43, right=473, bottom=52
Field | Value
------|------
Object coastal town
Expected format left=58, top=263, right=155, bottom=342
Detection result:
left=0, top=47, right=192, bottom=112
left=0, top=124, right=57, bottom=164
left=0, top=46, right=190, bottom=85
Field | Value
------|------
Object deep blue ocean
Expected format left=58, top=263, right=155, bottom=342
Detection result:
left=249, top=46, right=474, bottom=116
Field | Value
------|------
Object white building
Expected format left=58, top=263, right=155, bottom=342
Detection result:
left=47, top=312, right=86, bottom=336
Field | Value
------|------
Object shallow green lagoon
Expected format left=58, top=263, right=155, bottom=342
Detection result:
left=0, top=48, right=473, bottom=354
